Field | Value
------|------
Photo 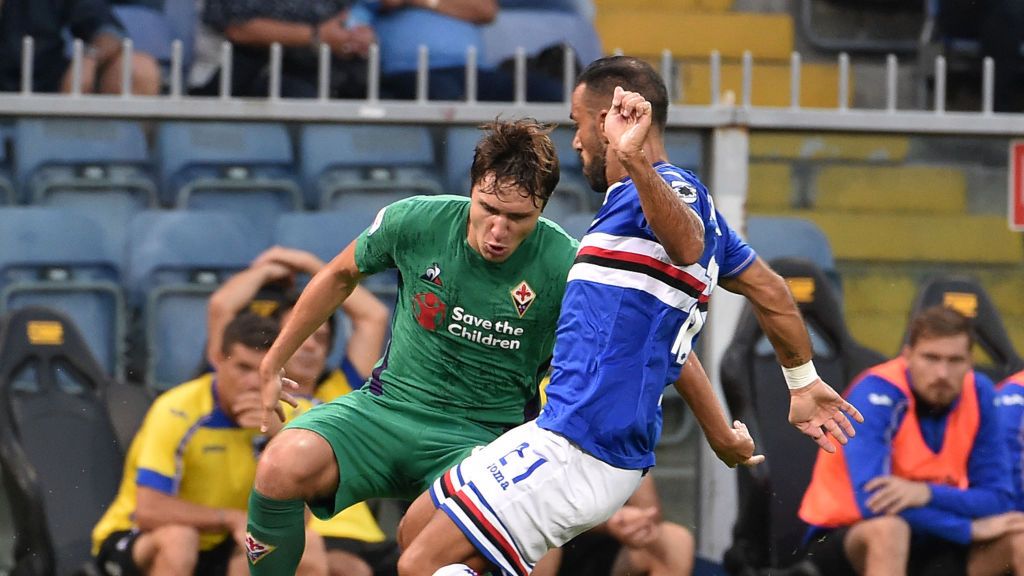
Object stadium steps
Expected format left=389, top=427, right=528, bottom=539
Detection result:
left=595, top=10, right=794, bottom=60
left=747, top=162, right=793, bottom=211
left=678, top=60, right=848, bottom=108
left=813, top=166, right=967, bottom=214
left=765, top=210, right=1024, bottom=264
left=750, top=132, right=911, bottom=162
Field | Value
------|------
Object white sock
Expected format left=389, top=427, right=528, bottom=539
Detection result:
left=431, top=564, right=478, bottom=576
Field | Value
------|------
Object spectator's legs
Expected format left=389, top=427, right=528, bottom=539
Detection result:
left=978, top=0, right=1024, bottom=111
left=611, top=521, right=694, bottom=576
left=248, top=429, right=339, bottom=576
left=530, top=548, right=563, bottom=576
left=967, top=530, right=1024, bottom=576
left=325, top=548, right=373, bottom=576
left=843, top=516, right=911, bottom=576
left=131, top=525, right=201, bottom=575
left=98, top=53, right=161, bottom=96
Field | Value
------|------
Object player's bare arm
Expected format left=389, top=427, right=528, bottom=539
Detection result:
left=673, top=353, right=764, bottom=468
left=718, top=257, right=863, bottom=452
left=604, top=86, right=704, bottom=265
left=259, top=240, right=365, bottom=431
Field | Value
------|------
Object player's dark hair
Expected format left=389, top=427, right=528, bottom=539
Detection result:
left=221, top=313, right=279, bottom=357
left=470, top=118, right=560, bottom=209
left=576, top=56, right=669, bottom=130
left=907, top=305, right=975, bottom=349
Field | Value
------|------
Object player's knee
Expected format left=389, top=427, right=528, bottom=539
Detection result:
left=149, top=525, right=200, bottom=569
left=853, top=516, right=910, bottom=548
left=396, top=543, right=432, bottom=576
left=255, top=430, right=335, bottom=499
left=661, top=521, right=694, bottom=553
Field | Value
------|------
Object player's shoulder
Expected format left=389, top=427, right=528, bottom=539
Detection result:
left=374, top=194, right=467, bottom=230
left=996, top=377, right=1024, bottom=407
left=535, top=217, right=581, bottom=251
left=656, top=163, right=707, bottom=205
left=146, top=374, right=214, bottom=429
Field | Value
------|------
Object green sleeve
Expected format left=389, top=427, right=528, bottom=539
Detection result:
left=354, top=199, right=414, bottom=276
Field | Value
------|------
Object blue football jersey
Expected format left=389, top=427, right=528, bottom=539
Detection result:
left=537, top=162, right=756, bottom=469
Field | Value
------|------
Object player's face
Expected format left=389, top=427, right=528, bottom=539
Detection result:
left=216, top=343, right=267, bottom=420
left=903, top=333, right=972, bottom=408
left=468, top=172, right=543, bottom=263
left=281, top=309, right=330, bottom=394
left=571, top=83, right=609, bottom=193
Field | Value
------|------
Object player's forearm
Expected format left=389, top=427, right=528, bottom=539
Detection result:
left=135, top=487, right=234, bottom=533
left=672, top=354, right=734, bottom=451
left=224, top=18, right=316, bottom=47
left=207, top=267, right=276, bottom=362
left=619, top=152, right=704, bottom=265
left=722, top=261, right=811, bottom=367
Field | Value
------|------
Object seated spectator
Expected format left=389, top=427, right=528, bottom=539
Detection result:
left=0, top=0, right=160, bottom=94
left=937, top=0, right=1024, bottom=112
left=798, top=305, right=1023, bottom=576
left=532, top=475, right=695, bottom=576
left=200, top=0, right=374, bottom=98
left=91, top=314, right=329, bottom=576
left=207, top=246, right=396, bottom=576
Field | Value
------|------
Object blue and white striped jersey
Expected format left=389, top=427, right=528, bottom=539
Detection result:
left=537, top=162, right=756, bottom=469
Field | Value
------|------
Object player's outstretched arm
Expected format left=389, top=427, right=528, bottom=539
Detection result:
left=604, top=86, right=704, bottom=265
left=718, top=258, right=863, bottom=452
left=259, top=240, right=365, bottom=431
left=672, top=353, right=764, bottom=468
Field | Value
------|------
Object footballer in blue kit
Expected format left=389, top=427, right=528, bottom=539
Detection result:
left=397, top=56, right=862, bottom=576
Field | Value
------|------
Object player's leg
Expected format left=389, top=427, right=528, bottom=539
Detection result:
left=248, top=428, right=338, bottom=575
left=530, top=548, right=564, bottom=576
left=843, top=516, right=911, bottom=576
left=397, top=508, right=493, bottom=576
left=967, top=530, right=1024, bottom=576
left=132, top=525, right=201, bottom=575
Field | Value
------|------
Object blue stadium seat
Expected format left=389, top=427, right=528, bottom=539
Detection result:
left=300, top=124, right=445, bottom=210
left=746, top=216, right=839, bottom=289
left=0, top=208, right=125, bottom=379
left=664, top=131, right=704, bottom=173
left=443, top=125, right=592, bottom=220
left=156, top=122, right=303, bottom=230
left=481, top=8, right=602, bottom=70
left=0, top=122, right=14, bottom=204
left=127, top=210, right=273, bottom=391
left=13, top=119, right=157, bottom=255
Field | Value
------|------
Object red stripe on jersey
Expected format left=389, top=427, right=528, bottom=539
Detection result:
left=452, top=490, right=529, bottom=576
left=578, top=245, right=708, bottom=294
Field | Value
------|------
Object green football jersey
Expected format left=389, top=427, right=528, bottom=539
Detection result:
left=354, top=195, right=579, bottom=426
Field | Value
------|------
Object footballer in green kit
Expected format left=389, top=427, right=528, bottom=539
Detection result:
left=245, top=119, right=579, bottom=575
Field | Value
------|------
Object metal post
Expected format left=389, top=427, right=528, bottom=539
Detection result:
left=71, top=39, right=84, bottom=97
left=563, top=45, right=576, bottom=105
left=514, top=46, right=527, bottom=105
left=318, top=43, right=331, bottom=101
left=661, top=49, right=673, bottom=101
left=170, top=40, right=183, bottom=98
left=219, top=41, right=233, bottom=99
left=367, top=43, right=380, bottom=103
left=741, top=51, right=752, bottom=109
left=416, top=44, right=429, bottom=103
left=269, top=42, right=282, bottom=100
left=934, top=55, right=946, bottom=113
left=121, top=38, right=134, bottom=96
left=838, top=52, right=849, bottom=111
left=21, top=36, right=34, bottom=94
left=982, top=56, right=994, bottom=115
left=886, top=54, right=898, bottom=113
left=789, top=51, right=801, bottom=110
left=465, top=45, right=478, bottom=104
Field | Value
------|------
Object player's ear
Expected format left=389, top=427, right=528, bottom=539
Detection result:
left=598, top=109, right=609, bottom=140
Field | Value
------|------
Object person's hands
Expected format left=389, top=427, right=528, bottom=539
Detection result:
left=864, top=476, right=931, bottom=515
left=604, top=86, right=653, bottom=163
left=222, top=509, right=249, bottom=547
left=971, top=512, right=1024, bottom=542
left=712, top=420, right=765, bottom=468
left=252, top=246, right=325, bottom=276
left=318, top=15, right=359, bottom=58
left=347, top=25, right=376, bottom=58
left=789, top=379, right=863, bottom=453
left=259, top=365, right=300, bottom=433
left=607, top=506, right=659, bottom=549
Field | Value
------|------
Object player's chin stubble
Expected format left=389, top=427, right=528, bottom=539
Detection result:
left=583, top=152, right=608, bottom=194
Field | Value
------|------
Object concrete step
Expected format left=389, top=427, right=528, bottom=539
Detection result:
left=747, top=162, right=793, bottom=211
left=814, top=166, right=967, bottom=214
left=750, top=132, right=910, bottom=162
left=679, top=60, right=848, bottom=108
left=596, top=10, right=794, bottom=60
left=777, top=210, right=1024, bottom=264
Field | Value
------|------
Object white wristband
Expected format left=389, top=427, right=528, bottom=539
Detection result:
left=782, top=361, right=819, bottom=390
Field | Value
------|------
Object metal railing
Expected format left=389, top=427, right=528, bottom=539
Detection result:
left=5, top=37, right=1024, bottom=135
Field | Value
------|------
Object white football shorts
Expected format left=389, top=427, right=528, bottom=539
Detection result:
left=428, top=420, right=644, bottom=576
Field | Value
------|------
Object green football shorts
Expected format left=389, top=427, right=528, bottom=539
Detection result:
left=284, top=388, right=506, bottom=520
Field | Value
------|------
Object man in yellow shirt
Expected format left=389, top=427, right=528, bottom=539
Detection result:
left=92, top=314, right=328, bottom=576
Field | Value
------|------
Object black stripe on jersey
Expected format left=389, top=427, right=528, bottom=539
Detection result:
left=575, top=253, right=704, bottom=300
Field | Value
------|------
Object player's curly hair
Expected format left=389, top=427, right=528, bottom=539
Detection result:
left=470, top=118, right=560, bottom=209
left=576, top=55, right=669, bottom=130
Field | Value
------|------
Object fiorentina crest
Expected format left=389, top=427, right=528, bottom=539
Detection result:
left=510, top=280, right=535, bottom=318
left=245, top=533, right=277, bottom=565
